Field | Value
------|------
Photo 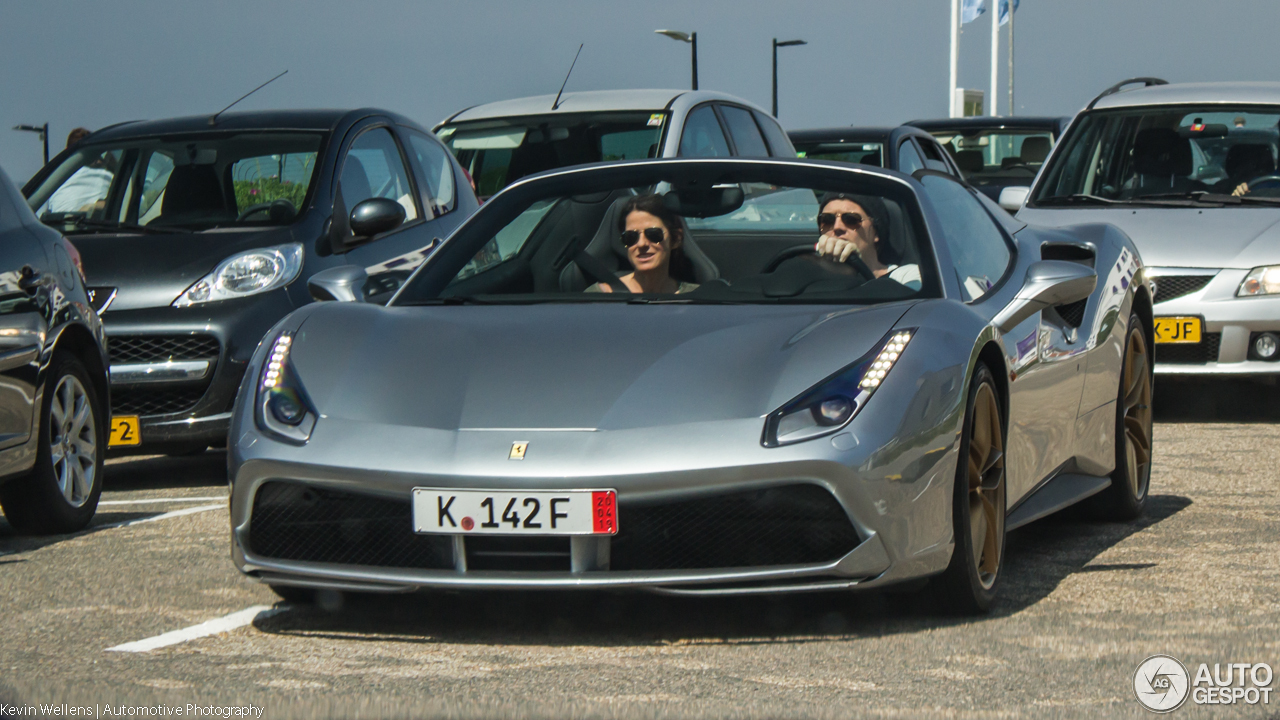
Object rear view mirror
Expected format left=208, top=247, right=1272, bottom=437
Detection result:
left=662, top=185, right=745, bottom=218
left=993, top=260, right=1097, bottom=332
left=350, top=198, right=406, bottom=238
left=308, top=265, right=368, bottom=302
left=998, top=186, right=1030, bottom=212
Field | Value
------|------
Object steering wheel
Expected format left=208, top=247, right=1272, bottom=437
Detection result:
left=1245, top=174, right=1280, bottom=191
left=237, top=198, right=297, bottom=222
left=762, top=244, right=876, bottom=281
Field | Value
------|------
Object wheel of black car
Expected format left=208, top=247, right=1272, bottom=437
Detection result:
left=931, top=362, right=1006, bottom=614
left=0, top=353, right=104, bottom=534
left=1086, top=312, right=1151, bottom=520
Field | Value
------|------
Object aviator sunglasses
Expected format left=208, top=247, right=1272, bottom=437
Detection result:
left=620, top=227, right=667, bottom=247
left=817, top=212, right=863, bottom=231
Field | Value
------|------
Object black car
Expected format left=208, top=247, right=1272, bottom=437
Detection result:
left=905, top=116, right=1072, bottom=204
left=0, top=165, right=109, bottom=534
left=789, top=125, right=967, bottom=178
left=22, top=109, right=477, bottom=454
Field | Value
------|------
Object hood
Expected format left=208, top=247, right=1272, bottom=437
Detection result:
left=69, top=226, right=297, bottom=311
left=1017, top=206, right=1280, bottom=269
left=288, top=301, right=916, bottom=431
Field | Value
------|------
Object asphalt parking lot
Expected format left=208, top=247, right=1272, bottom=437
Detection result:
left=1, top=380, right=1278, bottom=720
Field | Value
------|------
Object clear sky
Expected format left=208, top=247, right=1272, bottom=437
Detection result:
left=3, top=0, right=1279, bottom=184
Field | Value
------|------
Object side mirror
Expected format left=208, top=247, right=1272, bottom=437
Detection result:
left=308, top=265, right=368, bottom=302
left=349, top=198, right=406, bottom=239
left=992, top=260, right=1097, bottom=332
left=998, top=186, right=1030, bottom=213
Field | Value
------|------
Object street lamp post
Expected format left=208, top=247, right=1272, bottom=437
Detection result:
left=655, top=30, right=698, bottom=90
left=13, top=123, right=49, bottom=165
left=772, top=39, right=807, bottom=118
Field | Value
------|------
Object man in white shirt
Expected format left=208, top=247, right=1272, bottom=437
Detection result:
left=44, top=128, right=116, bottom=215
left=813, top=192, right=921, bottom=289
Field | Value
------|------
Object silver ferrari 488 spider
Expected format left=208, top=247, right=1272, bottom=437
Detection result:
left=229, top=158, right=1153, bottom=613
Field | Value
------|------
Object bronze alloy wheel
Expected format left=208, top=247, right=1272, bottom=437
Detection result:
left=1089, top=313, right=1152, bottom=520
left=932, top=362, right=1006, bottom=614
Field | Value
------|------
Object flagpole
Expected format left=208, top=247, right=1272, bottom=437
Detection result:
left=1008, top=2, right=1015, bottom=116
left=949, top=0, right=959, bottom=117
left=990, top=0, right=999, bottom=116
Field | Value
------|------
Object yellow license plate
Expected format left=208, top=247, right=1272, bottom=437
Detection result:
left=109, top=415, right=141, bottom=447
left=1154, top=316, right=1202, bottom=344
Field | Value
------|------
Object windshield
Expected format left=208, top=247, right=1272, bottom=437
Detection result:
left=930, top=130, right=1054, bottom=184
left=438, top=112, right=667, bottom=200
left=394, top=164, right=938, bottom=306
left=795, top=142, right=885, bottom=168
left=26, top=132, right=324, bottom=233
left=1034, top=106, right=1280, bottom=203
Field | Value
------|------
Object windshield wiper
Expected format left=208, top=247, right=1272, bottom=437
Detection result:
left=1130, top=191, right=1239, bottom=205
left=1033, top=194, right=1119, bottom=206
left=62, top=217, right=192, bottom=235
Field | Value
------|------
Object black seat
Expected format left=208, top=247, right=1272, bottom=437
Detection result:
left=157, top=165, right=233, bottom=224
left=954, top=150, right=984, bottom=174
left=1020, top=136, right=1051, bottom=164
left=1132, top=128, right=1194, bottom=192
left=558, top=196, right=720, bottom=291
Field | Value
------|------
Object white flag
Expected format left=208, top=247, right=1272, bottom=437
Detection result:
left=961, top=0, right=986, bottom=24
left=998, top=0, right=1019, bottom=25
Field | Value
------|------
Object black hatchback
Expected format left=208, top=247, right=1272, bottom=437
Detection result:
left=22, top=109, right=477, bottom=454
left=0, top=165, right=109, bottom=533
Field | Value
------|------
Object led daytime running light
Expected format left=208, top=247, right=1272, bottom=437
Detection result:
left=860, top=331, right=913, bottom=390
left=262, top=333, right=293, bottom=390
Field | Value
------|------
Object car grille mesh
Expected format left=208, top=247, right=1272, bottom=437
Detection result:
left=1153, top=275, right=1213, bottom=304
left=111, top=387, right=209, bottom=416
left=248, top=482, right=454, bottom=570
left=107, top=334, right=220, bottom=364
left=610, top=484, right=860, bottom=571
left=1157, top=332, right=1221, bottom=364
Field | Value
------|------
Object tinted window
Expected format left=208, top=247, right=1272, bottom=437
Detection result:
left=343, top=128, right=419, bottom=222
left=405, top=130, right=457, bottom=217
left=720, top=106, right=770, bottom=157
left=917, top=139, right=954, bottom=174
left=679, top=105, right=732, bottom=158
left=933, top=129, right=1055, bottom=183
left=795, top=142, right=884, bottom=167
left=920, top=174, right=1011, bottom=301
left=897, top=140, right=925, bottom=175
left=753, top=110, right=795, bottom=156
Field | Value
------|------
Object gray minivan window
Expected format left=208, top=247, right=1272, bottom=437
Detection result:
left=680, top=105, right=732, bottom=158
left=919, top=174, right=1011, bottom=301
left=720, top=106, right=770, bottom=157
left=897, top=140, right=926, bottom=175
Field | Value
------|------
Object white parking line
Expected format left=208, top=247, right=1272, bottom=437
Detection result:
left=106, top=605, right=285, bottom=653
left=97, top=503, right=224, bottom=530
left=99, top=496, right=226, bottom=506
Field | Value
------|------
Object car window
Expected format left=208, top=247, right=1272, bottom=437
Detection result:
left=917, top=138, right=954, bottom=175
left=919, top=174, right=1011, bottom=301
left=933, top=130, right=1055, bottom=183
left=230, top=151, right=318, bottom=215
left=404, top=130, right=457, bottom=217
left=36, top=149, right=123, bottom=219
left=897, top=140, right=926, bottom=175
left=679, top=105, right=732, bottom=158
left=752, top=110, right=795, bottom=157
left=343, top=127, right=419, bottom=222
left=720, top=106, right=770, bottom=157
left=795, top=142, right=885, bottom=167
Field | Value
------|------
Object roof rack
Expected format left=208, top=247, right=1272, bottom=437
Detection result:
left=1086, top=77, right=1168, bottom=110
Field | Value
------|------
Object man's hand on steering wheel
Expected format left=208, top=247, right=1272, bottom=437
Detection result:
left=815, top=232, right=861, bottom=263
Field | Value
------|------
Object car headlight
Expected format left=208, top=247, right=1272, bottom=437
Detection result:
left=1237, top=266, right=1280, bottom=297
left=763, top=330, right=914, bottom=447
left=255, top=332, right=316, bottom=444
left=173, top=243, right=303, bottom=307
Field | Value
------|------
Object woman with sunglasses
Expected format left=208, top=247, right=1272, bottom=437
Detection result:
left=586, top=194, right=699, bottom=294
left=814, top=193, right=921, bottom=290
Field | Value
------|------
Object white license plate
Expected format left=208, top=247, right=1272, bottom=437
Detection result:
left=412, top=488, right=618, bottom=535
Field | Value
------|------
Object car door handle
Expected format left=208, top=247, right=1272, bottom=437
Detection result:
left=18, top=266, right=42, bottom=294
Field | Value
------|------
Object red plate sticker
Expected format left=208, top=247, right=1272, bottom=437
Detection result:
left=592, top=491, right=617, bottom=534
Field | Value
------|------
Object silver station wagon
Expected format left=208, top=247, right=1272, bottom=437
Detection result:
left=1015, top=79, right=1280, bottom=376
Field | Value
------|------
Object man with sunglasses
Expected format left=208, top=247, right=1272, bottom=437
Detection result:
left=814, top=193, right=921, bottom=290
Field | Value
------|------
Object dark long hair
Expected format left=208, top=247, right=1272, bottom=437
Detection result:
left=617, top=193, right=695, bottom=281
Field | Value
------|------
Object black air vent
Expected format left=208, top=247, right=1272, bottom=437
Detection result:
left=1156, top=332, right=1221, bottom=364
left=108, top=334, right=220, bottom=364
left=1152, top=275, right=1213, bottom=304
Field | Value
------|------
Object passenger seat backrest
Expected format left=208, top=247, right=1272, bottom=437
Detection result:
left=1132, top=128, right=1192, bottom=176
left=160, top=165, right=230, bottom=219
left=954, top=150, right=984, bottom=174
left=1225, top=143, right=1275, bottom=179
left=1020, top=136, right=1051, bottom=163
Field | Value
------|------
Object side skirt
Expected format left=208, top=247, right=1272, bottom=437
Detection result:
left=1006, top=472, right=1111, bottom=531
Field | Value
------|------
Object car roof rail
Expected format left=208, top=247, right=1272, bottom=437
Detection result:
left=1086, top=77, right=1168, bottom=110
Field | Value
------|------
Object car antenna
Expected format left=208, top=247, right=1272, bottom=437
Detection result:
left=208, top=70, right=288, bottom=126
left=551, top=45, right=583, bottom=111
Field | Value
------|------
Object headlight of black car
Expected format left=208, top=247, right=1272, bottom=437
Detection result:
left=762, top=330, right=914, bottom=447
left=256, top=331, right=316, bottom=444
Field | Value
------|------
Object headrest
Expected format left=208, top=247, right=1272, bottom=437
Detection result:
left=954, top=150, right=984, bottom=174
left=1132, top=128, right=1192, bottom=176
left=1226, top=143, right=1275, bottom=179
left=161, top=165, right=227, bottom=217
left=341, top=156, right=373, bottom=204
left=1020, top=136, right=1051, bottom=163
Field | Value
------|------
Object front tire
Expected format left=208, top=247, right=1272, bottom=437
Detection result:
left=1087, top=312, right=1151, bottom=520
left=931, top=362, right=1006, bottom=614
left=0, top=353, right=105, bottom=534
